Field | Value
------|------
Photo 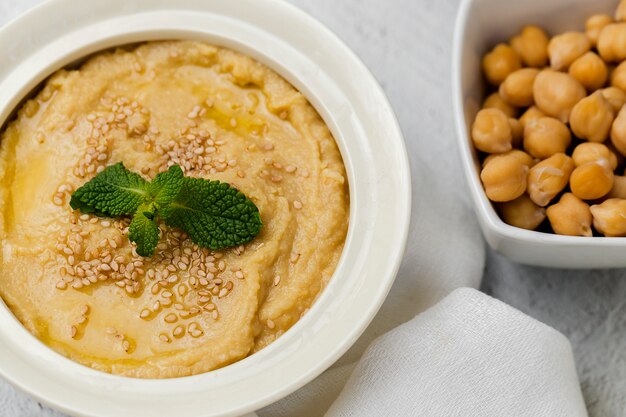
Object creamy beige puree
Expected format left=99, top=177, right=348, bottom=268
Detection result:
left=0, top=41, right=349, bottom=378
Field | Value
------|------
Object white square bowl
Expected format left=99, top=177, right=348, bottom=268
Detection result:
left=452, top=0, right=626, bottom=269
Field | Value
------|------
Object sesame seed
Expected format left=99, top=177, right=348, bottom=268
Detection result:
left=71, top=326, right=78, bottom=338
left=293, top=200, right=303, bottom=209
left=140, top=309, right=151, bottom=319
left=164, top=313, right=178, bottom=323
left=56, top=281, right=67, bottom=290
left=80, top=305, right=90, bottom=315
left=218, top=288, right=228, bottom=298
left=273, top=275, right=281, bottom=286
left=267, top=319, right=275, bottom=329
left=235, top=270, right=245, bottom=279
left=173, top=325, right=185, bottom=338
left=159, top=334, right=171, bottom=343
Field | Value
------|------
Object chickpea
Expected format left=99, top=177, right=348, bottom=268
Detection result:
left=607, top=141, right=626, bottom=168
left=527, top=153, right=575, bottom=206
left=546, top=193, right=593, bottom=236
left=519, top=106, right=546, bottom=129
left=523, top=117, right=571, bottom=159
left=510, top=25, right=549, bottom=68
left=606, top=175, right=626, bottom=199
left=533, top=70, right=586, bottom=123
left=498, top=194, right=546, bottom=230
left=569, top=91, right=614, bottom=143
left=590, top=198, right=626, bottom=236
left=601, top=86, right=626, bottom=113
left=483, top=149, right=535, bottom=169
left=480, top=153, right=528, bottom=202
left=509, top=118, right=523, bottom=148
left=568, top=52, right=608, bottom=91
left=570, top=160, right=614, bottom=200
left=571, top=142, right=618, bottom=170
left=597, top=23, right=626, bottom=63
left=548, top=32, right=591, bottom=71
left=617, top=0, right=626, bottom=21
left=482, top=92, right=518, bottom=118
left=610, top=105, right=626, bottom=156
left=610, top=61, right=626, bottom=92
left=471, top=108, right=512, bottom=153
left=499, top=68, right=539, bottom=107
left=586, top=14, right=613, bottom=45
left=482, top=44, right=522, bottom=86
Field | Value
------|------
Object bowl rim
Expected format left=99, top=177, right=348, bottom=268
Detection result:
left=451, top=0, right=626, bottom=248
left=0, top=1, right=411, bottom=416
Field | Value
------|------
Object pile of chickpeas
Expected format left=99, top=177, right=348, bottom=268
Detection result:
left=474, top=0, right=626, bottom=237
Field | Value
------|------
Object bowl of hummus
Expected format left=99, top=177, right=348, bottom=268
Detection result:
left=0, top=1, right=411, bottom=416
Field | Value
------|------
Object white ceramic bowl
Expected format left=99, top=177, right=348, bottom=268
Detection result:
left=452, top=0, right=626, bottom=268
left=0, top=1, right=411, bottom=416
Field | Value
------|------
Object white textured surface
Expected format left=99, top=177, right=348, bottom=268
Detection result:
left=0, top=1, right=622, bottom=416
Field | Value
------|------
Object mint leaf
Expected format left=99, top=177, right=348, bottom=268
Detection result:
left=128, top=203, right=160, bottom=257
left=70, top=162, right=263, bottom=257
left=149, top=165, right=184, bottom=209
left=70, top=163, right=149, bottom=216
left=160, top=177, right=262, bottom=250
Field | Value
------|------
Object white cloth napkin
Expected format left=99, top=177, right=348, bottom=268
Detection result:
left=260, top=289, right=588, bottom=417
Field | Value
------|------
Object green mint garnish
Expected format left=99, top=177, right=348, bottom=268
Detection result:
left=128, top=203, right=160, bottom=257
left=160, top=176, right=264, bottom=251
left=70, top=163, right=262, bottom=256
left=69, top=162, right=149, bottom=216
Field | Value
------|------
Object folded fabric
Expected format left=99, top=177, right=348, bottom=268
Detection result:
left=318, top=288, right=587, bottom=416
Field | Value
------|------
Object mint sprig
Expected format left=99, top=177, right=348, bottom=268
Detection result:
left=70, top=163, right=262, bottom=256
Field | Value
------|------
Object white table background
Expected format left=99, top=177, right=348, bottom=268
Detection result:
left=0, top=1, right=624, bottom=416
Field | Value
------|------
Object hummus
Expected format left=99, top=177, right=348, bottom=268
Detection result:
left=0, top=41, right=349, bottom=378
